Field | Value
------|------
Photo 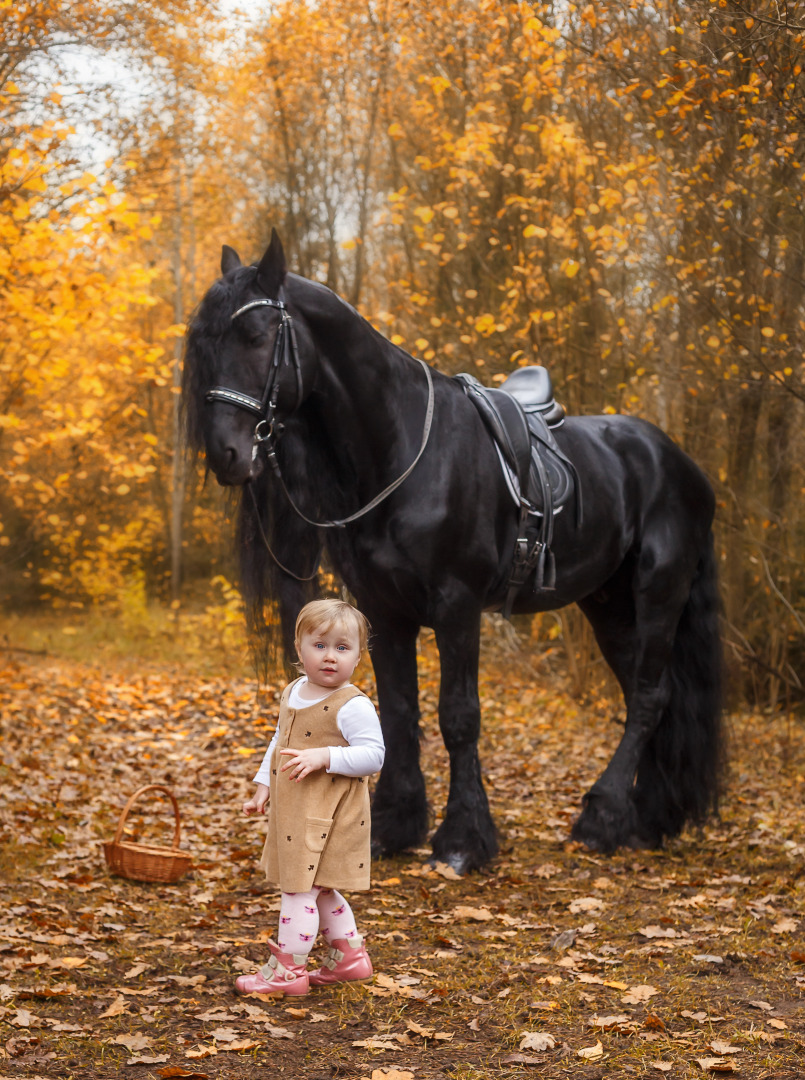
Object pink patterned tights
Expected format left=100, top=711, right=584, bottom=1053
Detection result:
left=276, top=886, right=359, bottom=955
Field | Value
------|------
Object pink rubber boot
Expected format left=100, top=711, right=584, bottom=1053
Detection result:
left=234, top=939, right=309, bottom=996
left=309, top=937, right=373, bottom=987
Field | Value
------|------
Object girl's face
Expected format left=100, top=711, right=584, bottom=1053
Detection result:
left=296, top=621, right=361, bottom=692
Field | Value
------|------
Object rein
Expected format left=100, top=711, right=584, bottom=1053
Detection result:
left=206, top=286, right=436, bottom=530
left=264, top=358, right=434, bottom=529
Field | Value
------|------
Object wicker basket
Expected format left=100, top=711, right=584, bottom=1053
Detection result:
left=103, top=784, right=192, bottom=883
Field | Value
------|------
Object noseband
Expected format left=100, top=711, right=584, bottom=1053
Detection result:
left=205, top=293, right=303, bottom=444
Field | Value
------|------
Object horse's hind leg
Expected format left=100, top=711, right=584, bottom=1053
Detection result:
left=431, top=603, right=499, bottom=873
left=572, top=542, right=704, bottom=852
left=368, top=616, right=430, bottom=857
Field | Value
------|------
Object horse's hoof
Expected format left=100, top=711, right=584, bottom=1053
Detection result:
left=428, top=852, right=469, bottom=876
left=571, top=788, right=640, bottom=853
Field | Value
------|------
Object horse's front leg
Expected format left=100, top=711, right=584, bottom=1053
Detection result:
left=368, top=615, right=429, bottom=857
left=431, top=603, right=499, bottom=873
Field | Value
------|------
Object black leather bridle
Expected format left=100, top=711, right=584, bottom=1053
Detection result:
left=205, top=292, right=304, bottom=447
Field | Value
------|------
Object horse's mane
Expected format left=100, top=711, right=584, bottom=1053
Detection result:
left=183, top=274, right=239, bottom=456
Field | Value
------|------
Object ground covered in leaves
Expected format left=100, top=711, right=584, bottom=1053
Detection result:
left=1, top=629, right=804, bottom=1080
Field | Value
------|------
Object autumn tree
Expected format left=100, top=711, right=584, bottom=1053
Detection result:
left=0, top=1, right=229, bottom=610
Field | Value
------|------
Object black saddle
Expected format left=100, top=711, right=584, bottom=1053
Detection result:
left=455, top=366, right=582, bottom=616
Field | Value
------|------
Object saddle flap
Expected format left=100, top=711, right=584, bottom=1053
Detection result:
left=455, top=372, right=576, bottom=516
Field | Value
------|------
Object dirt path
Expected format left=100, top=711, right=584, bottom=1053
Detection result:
left=1, top=645, right=804, bottom=1079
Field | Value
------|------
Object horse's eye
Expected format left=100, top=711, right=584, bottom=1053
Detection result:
left=249, top=334, right=266, bottom=348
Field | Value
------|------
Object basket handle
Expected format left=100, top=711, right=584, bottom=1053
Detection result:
left=112, top=784, right=182, bottom=850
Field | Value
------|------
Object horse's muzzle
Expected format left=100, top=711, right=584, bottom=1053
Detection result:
left=209, top=446, right=264, bottom=486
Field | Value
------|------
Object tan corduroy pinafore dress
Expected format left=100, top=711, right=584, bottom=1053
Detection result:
left=260, top=680, right=373, bottom=893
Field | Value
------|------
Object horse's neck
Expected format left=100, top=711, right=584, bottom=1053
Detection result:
left=292, top=277, right=418, bottom=468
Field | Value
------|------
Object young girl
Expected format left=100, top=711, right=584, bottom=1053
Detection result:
left=235, top=598, right=385, bottom=996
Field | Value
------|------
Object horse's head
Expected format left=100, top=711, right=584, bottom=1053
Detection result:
left=184, top=230, right=315, bottom=486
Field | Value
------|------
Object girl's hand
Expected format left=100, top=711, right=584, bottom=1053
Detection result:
left=279, top=747, right=331, bottom=782
left=243, top=784, right=270, bottom=816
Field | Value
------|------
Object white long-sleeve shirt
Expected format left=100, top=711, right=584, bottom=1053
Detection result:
left=252, top=678, right=385, bottom=788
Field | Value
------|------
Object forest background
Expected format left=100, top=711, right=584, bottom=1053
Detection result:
left=1, top=0, right=804, bottom=711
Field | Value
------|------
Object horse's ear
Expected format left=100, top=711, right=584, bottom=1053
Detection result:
left=221, top=245, right=242, bottom=275
left=256, top=229, right=287, bottom=298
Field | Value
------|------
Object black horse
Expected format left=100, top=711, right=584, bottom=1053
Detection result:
left=184, top=230, right=723, bottom=873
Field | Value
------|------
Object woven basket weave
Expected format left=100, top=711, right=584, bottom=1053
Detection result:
left=103, top=784, right=192, bottom=883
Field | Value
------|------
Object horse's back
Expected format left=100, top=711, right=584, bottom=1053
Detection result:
left=557, top=412, right=714, bottom=519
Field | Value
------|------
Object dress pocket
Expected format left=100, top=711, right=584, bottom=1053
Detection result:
left=305, top=816, right=333, bottom=853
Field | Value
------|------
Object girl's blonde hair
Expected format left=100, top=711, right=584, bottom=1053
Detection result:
left=294, top=598, right=370, bottom=654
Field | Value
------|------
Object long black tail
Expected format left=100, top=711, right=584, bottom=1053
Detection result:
left=632, top=533, right=725, bottom=843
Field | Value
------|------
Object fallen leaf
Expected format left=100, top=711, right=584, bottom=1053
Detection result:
left=501, top=1054, right=547, bottom=1065
left=696, top=1058, right=738, bottom=1073
left=551, top=929, right=576, bottom=951
left=771, top=918, right=797, bottom=934
left=370, top=1070, right=415, bottom=1080
left=518, top=1031, right=556, bottom=1051
left=406, top=1020, right=434, bottom=1037
left=99, top=996, right=129, bottom=1018
left=693, top=954, right=723, bottom=964
left=767, top=1018, right=787, bottom=1030
left=578, top=1040, right=604, bottom=1060
left=621, top=984, right=659, bottom=1004
left=113, top=1033, right=153, bottom=1051
left=746, top=999, right=773, bottom=1011
left=640, top=925, right=677, bottom=938
left=264, top=1024, right=294, bottom=1039
left=168, top=974, right=207, bottom=987
left=219, top=1039, right=261, bottom=1051
left=8, top=1008, right=38, bottom=1027
left=651, top=1064, right=673, bottom=1074
left=568, top=896, right=604, bottom=914
left=208, top=1026, right=240, bottom=1042
left=185, top=1046, right=218, bottom=1059
left=431, top=861, right=462, bottom=880
left=682, top=1010, right=726, bottom=1023
left=452, top=905, right=494, bottom=921
left=55, top=957, right=88, bottom=969
left=710, top=1040, right=741, bottom=1055
left=352, top=1036, right=404, bottom=1051
left=589, top=1014, right=631, bottom=1030
left=125, top=1056, right=170, bottom=1066
left=124, top=963, right=148, bottom=979
left=157, top=1069, right=210, bottom=1079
